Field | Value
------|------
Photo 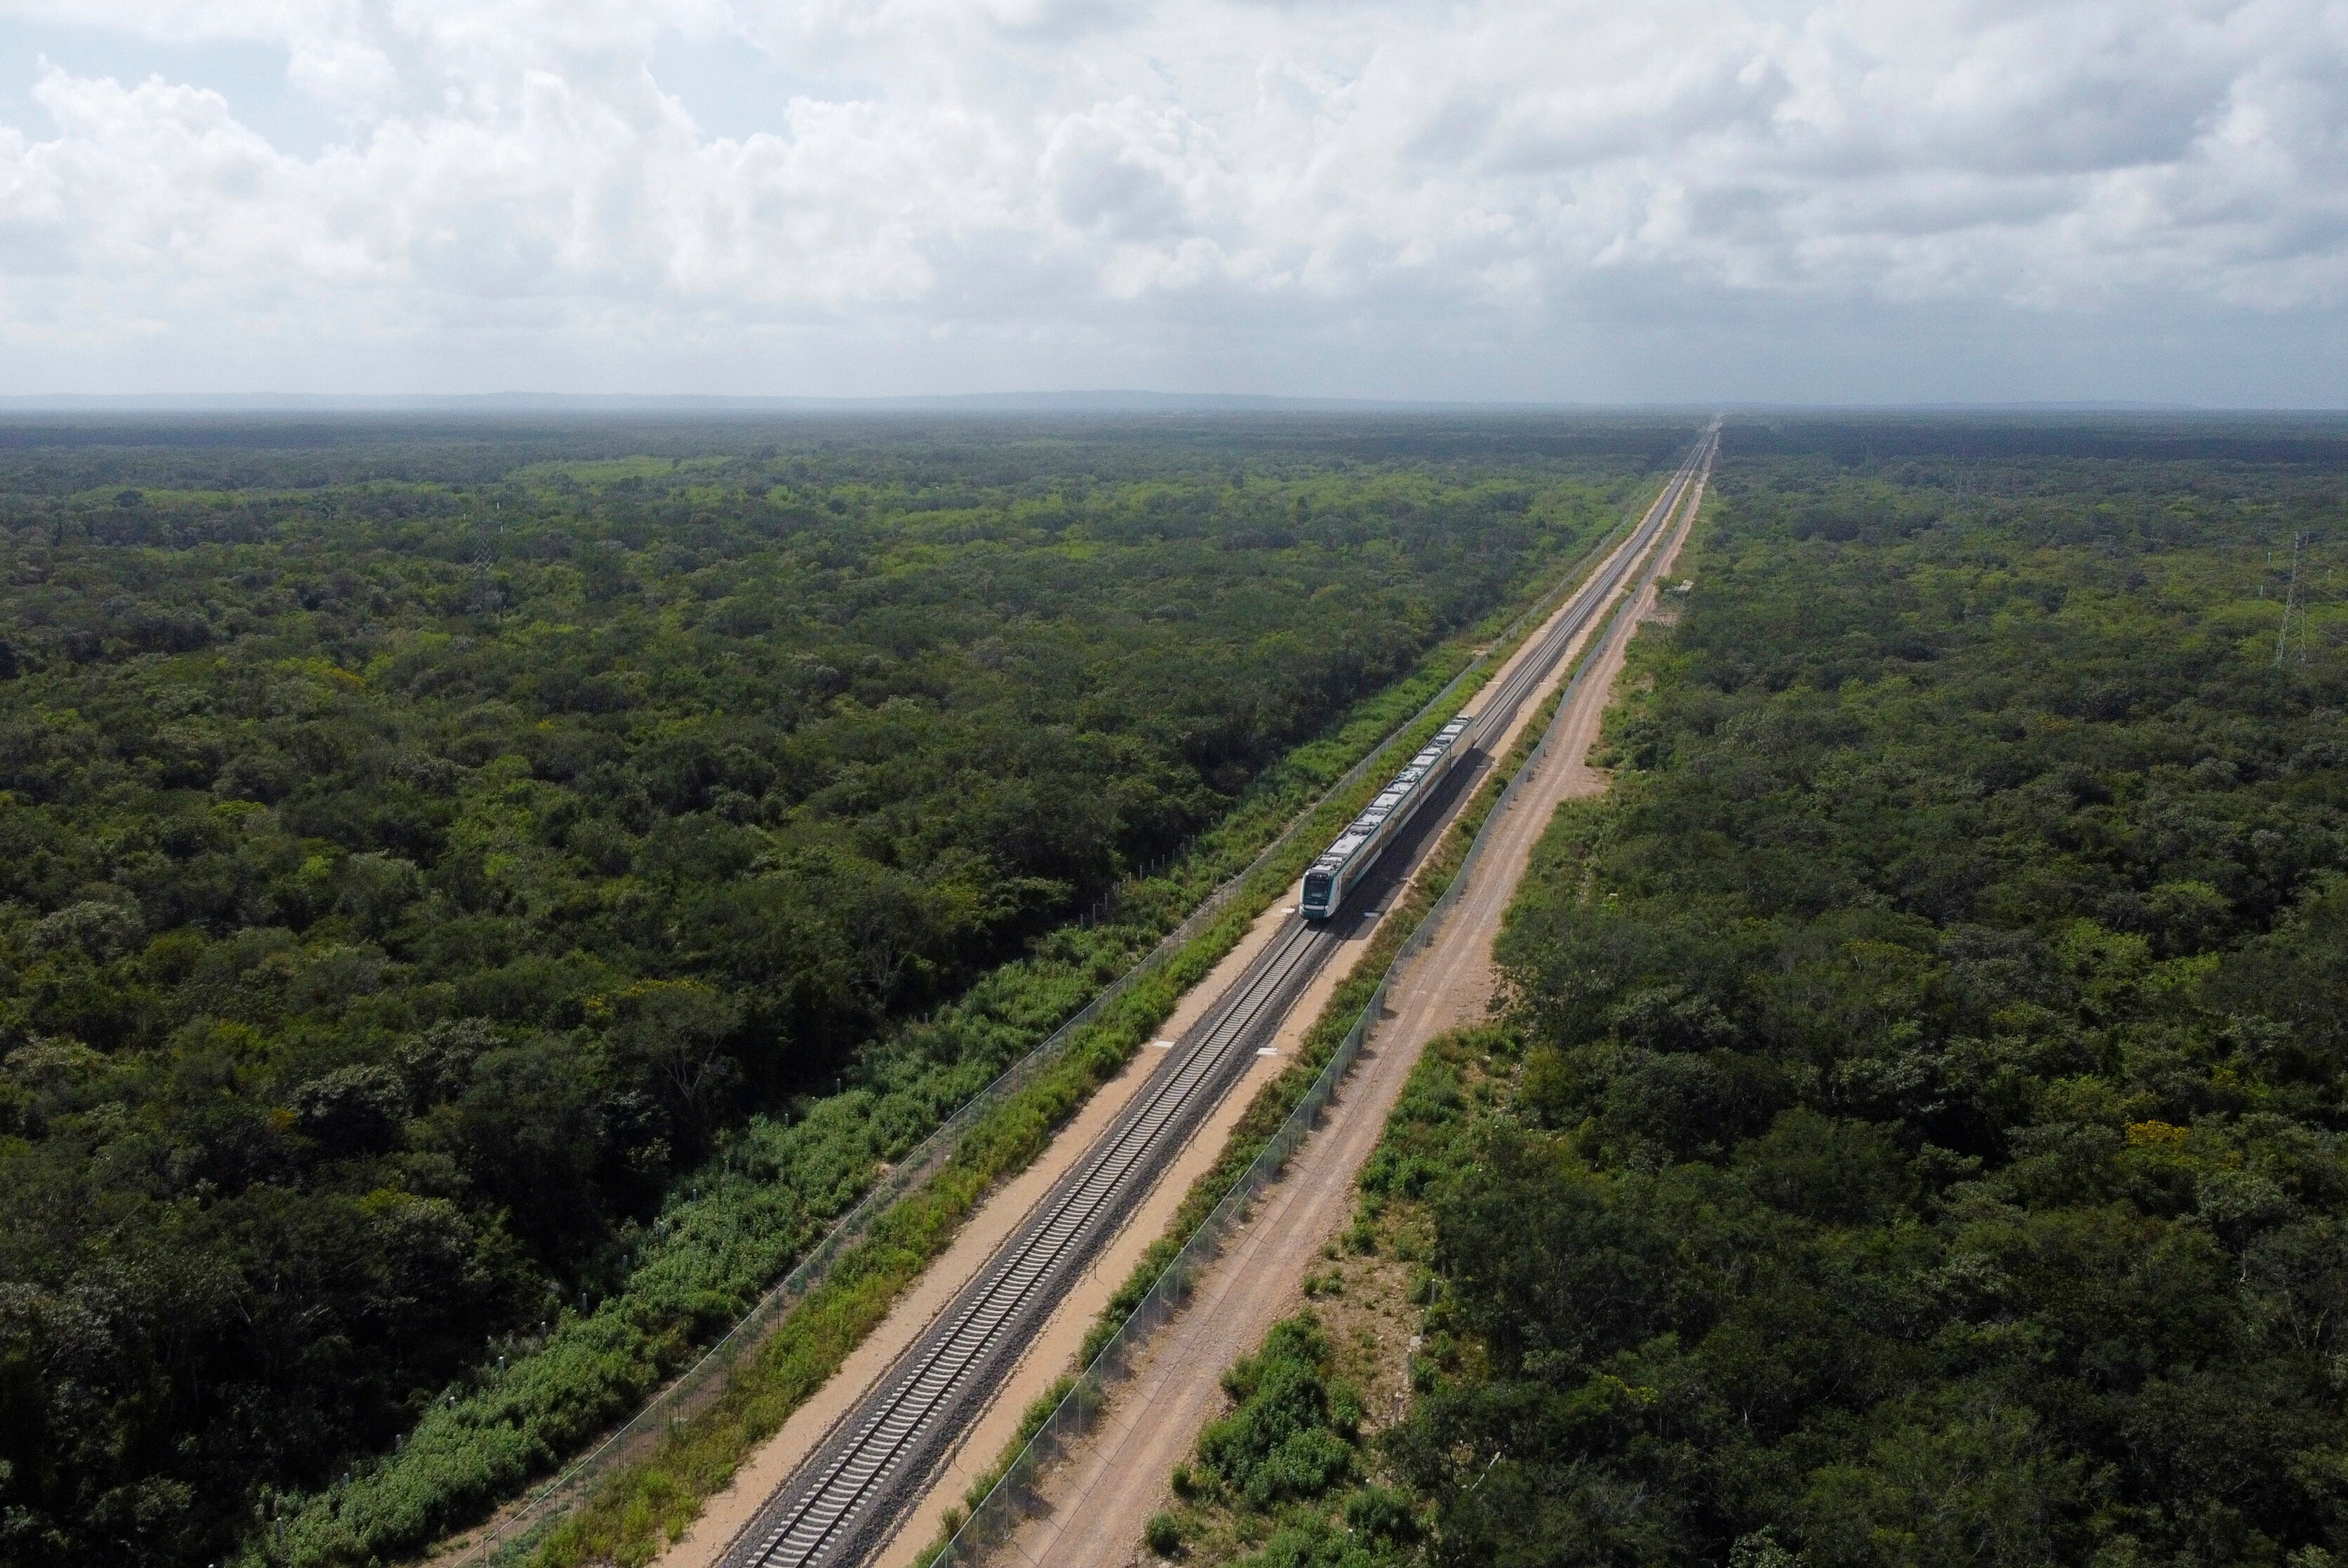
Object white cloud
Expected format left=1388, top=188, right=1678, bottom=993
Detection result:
left=0, top=0, right=2343, bottom=398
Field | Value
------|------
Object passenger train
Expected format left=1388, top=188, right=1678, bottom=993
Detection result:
left=1300, top=716, right=1473, bottom=920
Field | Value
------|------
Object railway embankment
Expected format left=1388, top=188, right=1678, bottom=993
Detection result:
left=948, top=438, right=1711, bottom=1568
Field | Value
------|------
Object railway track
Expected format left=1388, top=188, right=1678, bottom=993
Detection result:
left=716, top=429, right=1715, bottom=1568
left=1466, top=424, right=1715, bottom=752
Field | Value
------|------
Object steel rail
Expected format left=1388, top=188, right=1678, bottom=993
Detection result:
left=716, top=429, right=1715, bottom=1568
left=725, top=916, right=1334, bottom=1568
left=1464, top=428, right=1711, bottom=747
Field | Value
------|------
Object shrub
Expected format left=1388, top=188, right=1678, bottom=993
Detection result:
left=1195, top=1315, right=1361, bottom=1507
left=1143, top=1510, right=1183, bottom=1557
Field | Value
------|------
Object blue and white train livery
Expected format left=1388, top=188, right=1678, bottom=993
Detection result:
left=1300, top=716, right=1473, bottom=920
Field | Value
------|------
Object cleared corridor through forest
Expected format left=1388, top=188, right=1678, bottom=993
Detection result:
left=704, top=431, right=1717, bottom=1568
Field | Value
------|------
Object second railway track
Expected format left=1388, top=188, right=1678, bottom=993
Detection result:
left=716, top=427, right=1717, bottom=1568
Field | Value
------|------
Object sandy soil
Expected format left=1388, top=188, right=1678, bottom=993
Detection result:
left=650, top=478, right=1682, bottom=1568
left=979, top=457, right=1712, bottom=1568
left=655, top=891, right=1308, bottom=1568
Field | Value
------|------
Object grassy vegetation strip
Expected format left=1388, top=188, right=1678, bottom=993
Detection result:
left=1141, top=1031, right=1488, bottom=1568
left=523, top=940, right=1233, bottom=1568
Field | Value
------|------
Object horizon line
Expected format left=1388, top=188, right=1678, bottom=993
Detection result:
left=4, top=389, right=2343, bottom=417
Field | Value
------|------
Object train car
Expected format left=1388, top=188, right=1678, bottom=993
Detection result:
left=1300, top=716, right=1474, bottom=920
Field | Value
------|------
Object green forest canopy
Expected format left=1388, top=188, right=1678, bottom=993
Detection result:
left=1237, top=415, right=2348, bottom=1568
left=0, top=414, right=1681, bottom=1567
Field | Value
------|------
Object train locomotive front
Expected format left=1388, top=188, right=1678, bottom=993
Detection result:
left=1299, top=716, right=1472, bottom=920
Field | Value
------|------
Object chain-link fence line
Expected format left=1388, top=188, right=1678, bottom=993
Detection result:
left=930, top=450, right=1702, bottom=1568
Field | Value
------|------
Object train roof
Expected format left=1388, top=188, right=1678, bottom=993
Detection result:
left=1307, top=716, right=1473, bottom=873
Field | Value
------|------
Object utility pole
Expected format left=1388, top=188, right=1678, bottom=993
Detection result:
left=2275, top=531, right=2303, bottom=670
left=471, top=505, right=504, bottom=617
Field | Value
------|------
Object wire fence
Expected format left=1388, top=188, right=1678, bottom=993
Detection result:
left=930, top=457, right=1696, bottom=1568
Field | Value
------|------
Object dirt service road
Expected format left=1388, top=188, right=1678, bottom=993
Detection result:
left=980, top=438, right=1712, bottom=1568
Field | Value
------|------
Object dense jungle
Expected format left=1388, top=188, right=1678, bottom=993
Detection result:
left=1156, top=417, right=2348, bottom=1568
left=0, top=414, right=1677, bottom=1567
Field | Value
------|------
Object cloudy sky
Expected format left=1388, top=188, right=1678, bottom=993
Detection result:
left=0, top=0, right=2343, bottom=403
